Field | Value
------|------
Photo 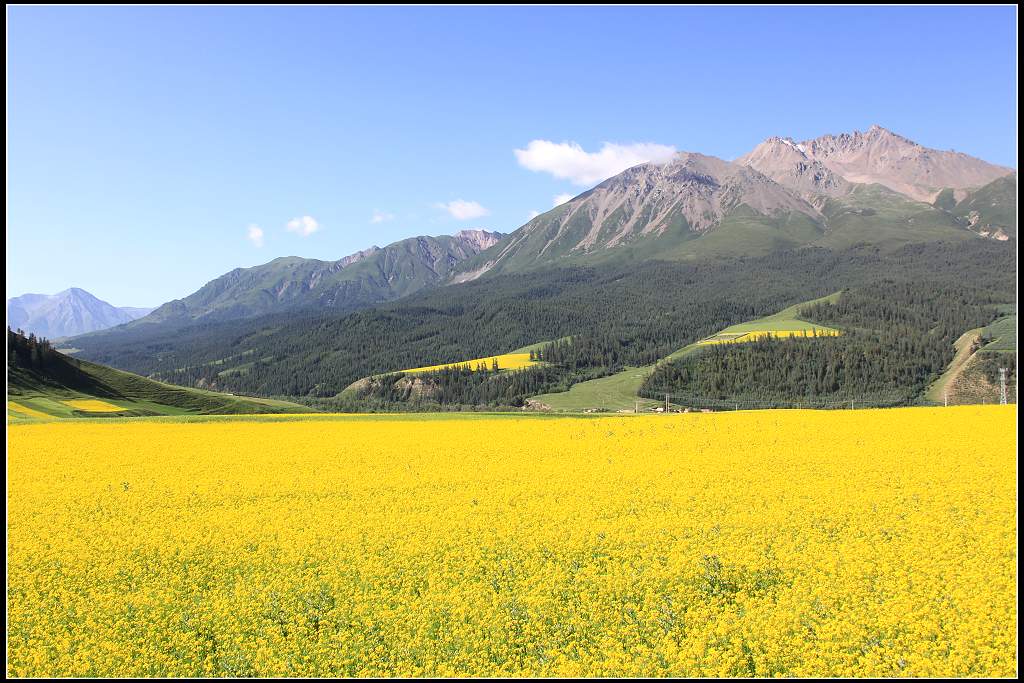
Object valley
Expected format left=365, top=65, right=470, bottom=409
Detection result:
left=9, top=126, right=1017, bottom=417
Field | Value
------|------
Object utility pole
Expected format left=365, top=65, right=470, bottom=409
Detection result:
left=664, top=393, right=669, bottom=412
left=999, top=368, right=1008, bottom=405
left=635, top=399, right=639, bottom=414
left=943, top=391, right=947, bottom=407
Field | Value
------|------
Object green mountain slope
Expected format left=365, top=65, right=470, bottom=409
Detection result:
left=7, top=329, right=311, bottom=418
left=950, top=173, right=1017, bottom=240
left=813, top=184, right=972, bottom=250
left=136, top=230, right=503, bottom=326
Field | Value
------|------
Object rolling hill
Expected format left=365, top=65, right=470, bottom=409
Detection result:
left=532, top=293, right=843, bottom=412
left=7, top=329, right=311, bottom=418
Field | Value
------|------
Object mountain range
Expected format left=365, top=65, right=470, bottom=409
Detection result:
left=6, top=288, right=153, bottom=339
left=67, top=125, right=1014, bottom=334
left=453, top=125, right=1014, bottom=278
left=62, top=124, right=1016, bottom=406
left=135, top=229, right=503, bottom=325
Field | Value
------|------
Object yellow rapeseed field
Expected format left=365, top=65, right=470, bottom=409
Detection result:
left=400, top=352, right=538, bottom=374
left=62, top=399, right=124, bottom=412
left=697, top=328, right=842, bottom=346
left=7, top=401, right=52, bottom=420
left=6, top=407, right=1017, bottom=677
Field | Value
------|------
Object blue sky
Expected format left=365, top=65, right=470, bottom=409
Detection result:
left=7, top=5, right=1017, bottom=306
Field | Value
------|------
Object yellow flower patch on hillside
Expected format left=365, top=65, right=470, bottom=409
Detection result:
left=400, top=352, right=538, bottom=374
left=62, top=399, right=124, bottom=412
left=7, top=401, right=52, bottom=419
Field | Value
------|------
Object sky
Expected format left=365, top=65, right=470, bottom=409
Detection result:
left=7, top=5, right=1018, bottom=306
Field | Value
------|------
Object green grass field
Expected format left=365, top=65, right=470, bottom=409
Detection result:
left=709, top=292, right=842, bottom=335
left=981, top=315, right=1016, bottom=352
left=533, top=293, right=842, bottom=412
left=533, top=366, right=662, bottom=412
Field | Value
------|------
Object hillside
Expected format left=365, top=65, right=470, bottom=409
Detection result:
left=927, top=314, right=1017, bottom=406
left=640, top=281, right=1012, bottom=409
left=532, top=293, right=842, bottom=412
left=64, top=127, right=1013, bottom=369
left=7, top=329, right=311, bottom=418
left=133, top=229, right=503, bottom=326
left=949, top=173, right=1017, bottom=240
left=7, top=288, right=153, bottom=338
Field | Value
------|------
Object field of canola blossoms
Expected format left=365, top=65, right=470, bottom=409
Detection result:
left=400, top=352, right=538, bottom=374
left=7, top=407, right=1017, bottom=677
left=696, top=328, right=841, bottom=346
left=62, top=399, right=123, bottom=412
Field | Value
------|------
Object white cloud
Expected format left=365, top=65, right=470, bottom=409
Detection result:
left=435, top=199, right=490, bottom=221
left=370, top=210, right=394, bottom=224
left=286, top=215, right=319, bottom=236
left=553, top=193, right=575, bottom=207
left=246, top=224, right=264, bottom=248
left=514, top=140, right=677, bottom=186
left=527, top=209, right=541, bottom=220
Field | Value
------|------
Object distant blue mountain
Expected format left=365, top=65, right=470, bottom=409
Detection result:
left=6, top=288, right=153, bottom=339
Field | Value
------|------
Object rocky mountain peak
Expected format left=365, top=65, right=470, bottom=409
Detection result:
left=740, top=125, right=1013, bottom=202
left=337, top=246, right=381, bottom=268
left=454, top=229, right=504, bottom=251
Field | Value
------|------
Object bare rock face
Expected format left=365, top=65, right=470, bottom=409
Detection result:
left=477, top=151, right=821, bottom=272
left=573, top=155, right=724, bottom=244
left=740, top=125, right=1013, bottom=202
left=581, top=152, right=819, bottom=240
left=336, top=246, right=382, bottom=268
left=736, top=137, right=852, bottom=198
left=454, top=229, right=504, bottom=252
